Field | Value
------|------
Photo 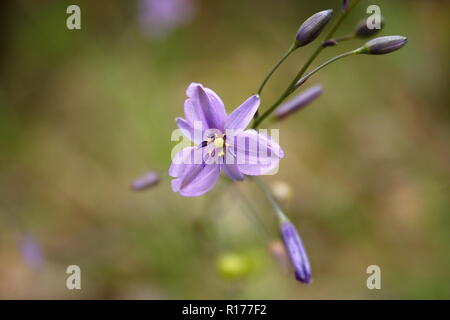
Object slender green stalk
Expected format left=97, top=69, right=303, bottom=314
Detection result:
left=253, top=0, right=361, bottom=129
left=257, top=44, right=296, bottom=95
left=253, top=45, right=321, bottom=128
left=231, top=183, right=272, bottom=238
left=295, top=48, right=362, bottom=88
left=254, top=177, right=289, bottom=223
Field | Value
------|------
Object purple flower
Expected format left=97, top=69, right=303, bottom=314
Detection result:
left=20, top=234, right=44, bottom=270
left=280, top=221, right=311, bottom=283
left=275, top=85, right=323, bottom=120
left=169, top=83, right=284, bottom=197
left=131, top=171, right=161, bottom=191
left=138, top=0, right=196, bottom=38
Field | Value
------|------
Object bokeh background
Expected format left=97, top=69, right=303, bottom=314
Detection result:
left=0, top=0, right=449, bottom=299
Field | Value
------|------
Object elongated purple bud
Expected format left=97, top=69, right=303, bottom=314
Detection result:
left=342, top=0, right=349, bottom=12
left=295, top=9, right=333, bottom=48
left=322, top=39, right=337, bottom=48
left=355, top=17, right=385, bottom=38
left=274, top=85, right=323, bottom=120
left=361, top=36, right=408, bottom=55
left=131, top=171, right=161, bottom=191
left=280, top=221, right=311, bottom=283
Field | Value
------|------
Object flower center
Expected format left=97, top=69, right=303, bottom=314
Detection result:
left=214, top=137, right=225, bottom=149
left=202, top=133, right=229, bottom=159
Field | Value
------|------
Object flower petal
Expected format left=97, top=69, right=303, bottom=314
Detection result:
left=184, top=83, right=227, bottom=131
left=172, top=163, right=221, bottom=197
left=222, top=162, right=244, bottom=181
left=176, top=117, right=203, bottom=144
left=225, top=94, right=260, bottom=130
left=169, top=146, right=199, bottom=178
left=229, top=130, right=284, bottom=176
left=170, top=146, right=220, bottom=197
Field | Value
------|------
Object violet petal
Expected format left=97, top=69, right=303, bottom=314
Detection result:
left=222, top=162, right=244, bottom=181
left=230, top=130, right=284, bottom=176
left=185, top=83, right=227, bottom=131
left=225, top=95, right=260, bottom=131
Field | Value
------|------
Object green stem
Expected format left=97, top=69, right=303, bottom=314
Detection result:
left=254, top=177, right=289, bottom=223
left=295, top=49, right=361, bottom=88
left=253, top=45, right=321, bottom=128
left=257, top=44, right=296, bottom=95
left=253, top=0, right=361, bottom=129
left=231, top=183, right=272, bottom=238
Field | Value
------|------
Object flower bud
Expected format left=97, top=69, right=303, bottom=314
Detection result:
left=360, top=36, right=408, bottom=55
left=280, top=221, right=312, bottom=283
left=342, top=0, right=349, bottom=12
left=355, top=17, right=385, bottom=38
left=295, top=9, right=333, bottom=47
left=274, top=85, right=323, bottom=120
left=131, top=171, right=161, bottom=191
left=322, top=39, right=337, bottom=48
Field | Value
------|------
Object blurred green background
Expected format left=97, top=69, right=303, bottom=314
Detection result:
left=0, top=0, right=449, bottom=299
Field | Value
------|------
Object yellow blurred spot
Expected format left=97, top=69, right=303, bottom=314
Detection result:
left=271, top=181, right=293, bottom=201
left=216, top=253, right=249, bottom=279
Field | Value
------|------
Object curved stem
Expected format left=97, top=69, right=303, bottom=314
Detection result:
left=231, top=183, right=272, bottom=238
left=253, top=0, right=361, bottom=129
left=295, top=49, right=361, bottom=88
left=253, top=45, right=321, bottom=128
left=257, top=44, right=296, bottom=95
left=254, top=177, right=289, bottom=223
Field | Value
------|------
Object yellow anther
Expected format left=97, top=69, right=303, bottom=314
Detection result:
left=218, top=151, right=225, bottom=157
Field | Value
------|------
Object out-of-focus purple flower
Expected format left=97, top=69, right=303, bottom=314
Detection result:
left=169, top=83, right=284, bottom=197
left=295, top=9, right=333, bottom=47
left=361, top=36, right=408, bottom=55
left=342, top=0, right=350, bottom=12
left=274, top=85, right=323, bottom=120
left=322, top=39, right=337, bottom=47
left=138, top=0, right=196, bottom=38
left=268, top=240, right=289, bottom=270
left=279, top=221, right=311, bottom=284
left=131, top=171, right=161, bottom=191
left=355, top=17, right=385, bottom=38
left=20, top=234, right=44, bottom=270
